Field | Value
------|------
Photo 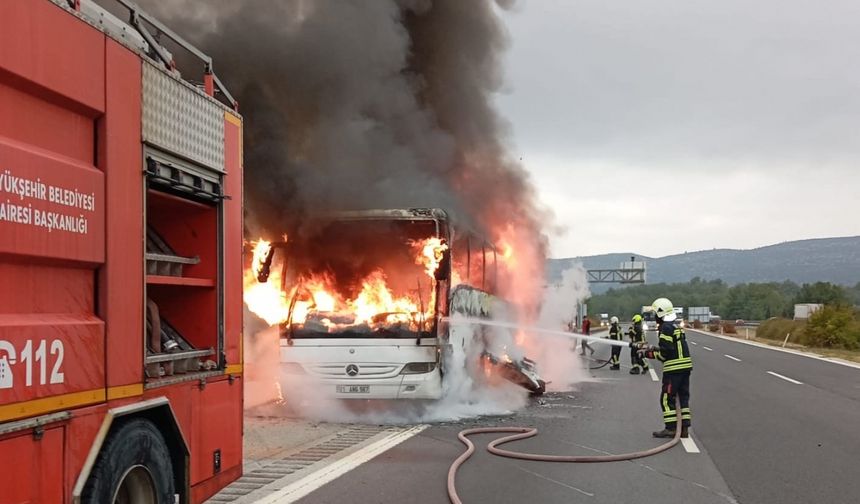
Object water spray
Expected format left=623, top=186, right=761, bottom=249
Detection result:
left=443, top=317, right=633, bottom=348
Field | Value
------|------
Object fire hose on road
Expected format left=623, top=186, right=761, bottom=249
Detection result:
left=446, top=404, right=683, bottom=504
left=445, top=318, right=681, bottom=503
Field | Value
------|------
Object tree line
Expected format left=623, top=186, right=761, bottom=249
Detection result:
left=586, top=277, right=860, bottom=321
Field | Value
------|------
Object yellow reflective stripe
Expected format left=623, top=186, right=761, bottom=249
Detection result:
left=664, top=360, right=693, bottom=367
left=225, top=112, right=242, bottom=126
left=0, top=388, right=105, bottom=422
left=662, top=392, right=671, bottom=415
left=664, top=361, right=692, bottom=369
left=663, top=365, right=693, bottom=372
left=664, top=359, right=692, bottom=366
left=107, top=383, right=143, bottom=400
left=659, top=334, right=673, bottom=342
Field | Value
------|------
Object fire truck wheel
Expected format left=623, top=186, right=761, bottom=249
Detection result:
left=82, top=418, right=175, bottom=504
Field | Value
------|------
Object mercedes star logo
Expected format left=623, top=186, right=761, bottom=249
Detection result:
left=345, top=364, right=359, bottom=377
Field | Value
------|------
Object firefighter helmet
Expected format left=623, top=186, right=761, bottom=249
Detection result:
left=652, top=297, right=675, bottom=319
left=610, top=316, right=619, bottom=324
left=632, top=314, right=643, bottom=323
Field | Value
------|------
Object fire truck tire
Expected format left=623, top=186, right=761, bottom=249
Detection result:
left=82, top=418, right=175, bottom=504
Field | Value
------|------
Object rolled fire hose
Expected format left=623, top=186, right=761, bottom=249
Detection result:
left=446, top=404, right=683, bottom=504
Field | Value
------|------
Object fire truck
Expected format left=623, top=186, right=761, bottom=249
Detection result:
left=1, top=1, right=244, bottom=502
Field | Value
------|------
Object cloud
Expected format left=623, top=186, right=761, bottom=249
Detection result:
left=495, top=0, right=860, bottom=256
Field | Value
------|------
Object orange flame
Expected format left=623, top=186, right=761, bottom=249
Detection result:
left=244, top=237, right=437, bottom=332
left=251, top=238, right=273, bottom=279
left=412, top=237, right=449, bottom=279
left=350, top=271, right=420, bottom=325
left=498, top=239, right=515, bottom=265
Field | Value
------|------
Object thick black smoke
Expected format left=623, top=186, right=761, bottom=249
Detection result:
left=137, top=0, right=548, bottom=296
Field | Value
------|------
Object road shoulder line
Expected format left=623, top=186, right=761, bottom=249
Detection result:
left=252, top=425, right=428, bottom=504
left=681, top=436, right=701, bottom=454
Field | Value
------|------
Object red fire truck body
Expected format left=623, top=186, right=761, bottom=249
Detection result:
left=0, top=1, right=244, bottom=502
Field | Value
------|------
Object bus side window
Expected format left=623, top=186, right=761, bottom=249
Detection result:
left=470, top=238, right=484, bottom=290
left=452, top=234, right=470, bottom=285
left=484, top=246, right=497, bottom=293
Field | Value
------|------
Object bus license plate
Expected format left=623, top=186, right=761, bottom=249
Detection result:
left=337, top=385, right=370, bottom=394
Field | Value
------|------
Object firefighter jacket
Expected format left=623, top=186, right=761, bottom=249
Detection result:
left=627, top=321, right=645, bottom=343
left=609, top=322, right=623, bottom=340
left=655, top=321, right=693, bottom=373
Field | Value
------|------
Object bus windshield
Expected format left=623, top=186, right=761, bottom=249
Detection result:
left=278, top=218, right=445, bottom=339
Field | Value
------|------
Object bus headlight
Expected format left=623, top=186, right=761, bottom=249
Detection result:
left=400, top=362, right=436, bottom=374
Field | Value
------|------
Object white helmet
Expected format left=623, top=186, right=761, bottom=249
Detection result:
left=610, top=316, right=619, bottom=324
left=652, top=297, right=676, bottom=321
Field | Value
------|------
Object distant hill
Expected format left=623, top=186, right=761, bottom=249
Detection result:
left=547, top=236, right=860, bottom=291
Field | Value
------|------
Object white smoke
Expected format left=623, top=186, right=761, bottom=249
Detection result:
left=528, top=265, right=592, bottom=391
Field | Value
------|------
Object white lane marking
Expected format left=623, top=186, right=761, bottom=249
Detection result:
left=690, top=341, right=698, bottom=345
left=702, top=346, right=713, bottom=351
left=767, top=371, right=803, bottom=385
left=648, top=368, right=659, bottom=382
left=687, top=328, right=860, bottom=370
left=516, top=466, right=594, bottom=497
left=253, top=425, right=428, bottom=504
left=681, top=436, right=701, bottom=454
left=724, top=354, right=741, bottom=362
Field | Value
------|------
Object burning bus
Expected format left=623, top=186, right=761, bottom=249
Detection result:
left=245, top=208, right=545, bottom=400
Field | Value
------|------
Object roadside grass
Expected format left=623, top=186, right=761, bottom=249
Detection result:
left=699, top=326, right=860, bottom=364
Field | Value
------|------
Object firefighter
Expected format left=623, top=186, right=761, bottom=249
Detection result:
left=607, top=316, right=622, bottom=370
left=580, top=317, right=595, bottom=356
left=627, top=314, right=650, bottom=375
left=637, top=297, right=692, bottom=438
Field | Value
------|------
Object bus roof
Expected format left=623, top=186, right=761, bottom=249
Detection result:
left=321, top=208, right=449, bottom=221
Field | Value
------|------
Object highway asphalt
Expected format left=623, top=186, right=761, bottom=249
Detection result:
left=292, top=343, right=731, bottom=503
left=274, top=329, right=860, bottom=504
left=684, top=329, right=860, bottom=504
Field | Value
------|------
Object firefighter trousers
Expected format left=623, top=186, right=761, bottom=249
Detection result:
left=660, top=371, right=691, bottom=429
left=610, top=345, right=621, bottom=367
left=630, top=347, right=648, bottom=370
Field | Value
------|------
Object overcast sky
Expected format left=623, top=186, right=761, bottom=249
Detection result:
left=495, top=0, right=860, bottom=258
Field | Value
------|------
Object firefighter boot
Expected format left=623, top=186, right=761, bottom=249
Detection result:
left=652, top=428, right=676, bottom=438
left=629, top=366, right=641, bottom=375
